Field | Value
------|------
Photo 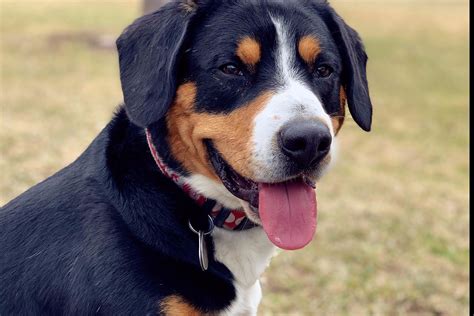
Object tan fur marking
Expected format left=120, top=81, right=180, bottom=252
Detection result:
left=298, top=36, right=321, bottom=65
left=236, top=37, right=261, bottom=68
left=331, top=87, right=347, bottom=135
left=160, top=295, right=203, bottom=316
left=166, top=83, right=273, bottom=180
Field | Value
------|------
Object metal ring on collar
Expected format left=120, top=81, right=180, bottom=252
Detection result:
left=188, top=215, right=215, bottom=236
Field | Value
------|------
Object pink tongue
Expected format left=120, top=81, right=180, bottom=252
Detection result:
left=259, top=180, right=317, bottom=250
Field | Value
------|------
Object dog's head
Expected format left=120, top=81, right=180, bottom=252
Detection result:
left=117, top=0, right=372, bottom=249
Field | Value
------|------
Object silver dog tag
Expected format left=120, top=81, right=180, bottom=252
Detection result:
left=198, top=231, right=209, bottom=271
left=189, top=215, right=214, bottom=272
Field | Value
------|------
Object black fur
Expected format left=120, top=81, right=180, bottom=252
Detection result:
left=0, top=110, right=235, bottom=314
left=315, top=3, right=373, bottom=131
left=117, top=2, right=196, bottom=127
left=1, top=0, right=372, bottom=314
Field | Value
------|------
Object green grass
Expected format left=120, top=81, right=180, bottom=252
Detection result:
left=0, top=1, right=469, bottom=315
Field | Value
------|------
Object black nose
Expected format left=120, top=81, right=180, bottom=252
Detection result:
left=279, top=120, right=332, bottom=169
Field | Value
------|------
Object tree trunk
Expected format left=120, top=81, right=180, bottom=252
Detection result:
left=143, top=0, right=170, bottom=15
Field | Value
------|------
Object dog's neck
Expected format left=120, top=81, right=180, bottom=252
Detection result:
left=96, top=110, right=233, bottom=275
left=100, top=109, right=274, bottom=270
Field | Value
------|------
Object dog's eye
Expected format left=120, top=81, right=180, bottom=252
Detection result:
left=220, top=64, right=244, bottom=76
left=316, top=65, right=333, bottom=78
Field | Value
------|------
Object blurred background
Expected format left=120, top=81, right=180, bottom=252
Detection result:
left=0, top=0, right=469, bottom=314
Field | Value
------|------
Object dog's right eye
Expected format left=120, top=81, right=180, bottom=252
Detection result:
left=220, top=63, right=244, bottom=76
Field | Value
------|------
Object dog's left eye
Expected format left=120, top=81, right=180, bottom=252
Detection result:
left=220, top=63, right=244, bottom=76
left=315, top=65, right=334, bottom=78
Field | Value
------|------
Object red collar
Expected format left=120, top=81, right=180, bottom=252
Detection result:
left=145, top=129, right=256, bottom=231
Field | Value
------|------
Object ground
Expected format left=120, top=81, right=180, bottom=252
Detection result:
left=0, top=0, right=469, bottom=315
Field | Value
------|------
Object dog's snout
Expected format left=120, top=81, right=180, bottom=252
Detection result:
left=279, top=120, right=332, bottom=169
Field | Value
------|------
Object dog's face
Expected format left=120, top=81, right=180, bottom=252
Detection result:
left=117, top=0, right=372, bottom=248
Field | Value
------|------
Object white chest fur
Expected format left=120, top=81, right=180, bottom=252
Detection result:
left=212, top=227, right=276, bottom=316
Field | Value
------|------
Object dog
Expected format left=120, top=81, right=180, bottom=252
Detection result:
left=0, top=0, right=372, bottom=314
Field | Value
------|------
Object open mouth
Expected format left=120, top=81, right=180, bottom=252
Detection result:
left=205, top=140, right=260, bottom=208
left=205, top=140, right=318, bottom=250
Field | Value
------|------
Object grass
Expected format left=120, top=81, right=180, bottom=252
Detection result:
left=0, top=0, right=469, bottom=315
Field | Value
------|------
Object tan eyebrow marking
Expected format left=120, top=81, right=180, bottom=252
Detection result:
left=236, top=37, right=261, bottom=68
left=298, top=35, right=321, bottom=65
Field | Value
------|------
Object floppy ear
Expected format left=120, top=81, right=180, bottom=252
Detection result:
left=116, top=1, right=197, bottom=127
left=319, top=5, right=373, bottom=131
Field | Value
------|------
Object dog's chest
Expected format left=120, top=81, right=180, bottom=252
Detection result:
left=212, top=227, right=276, bottom=315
